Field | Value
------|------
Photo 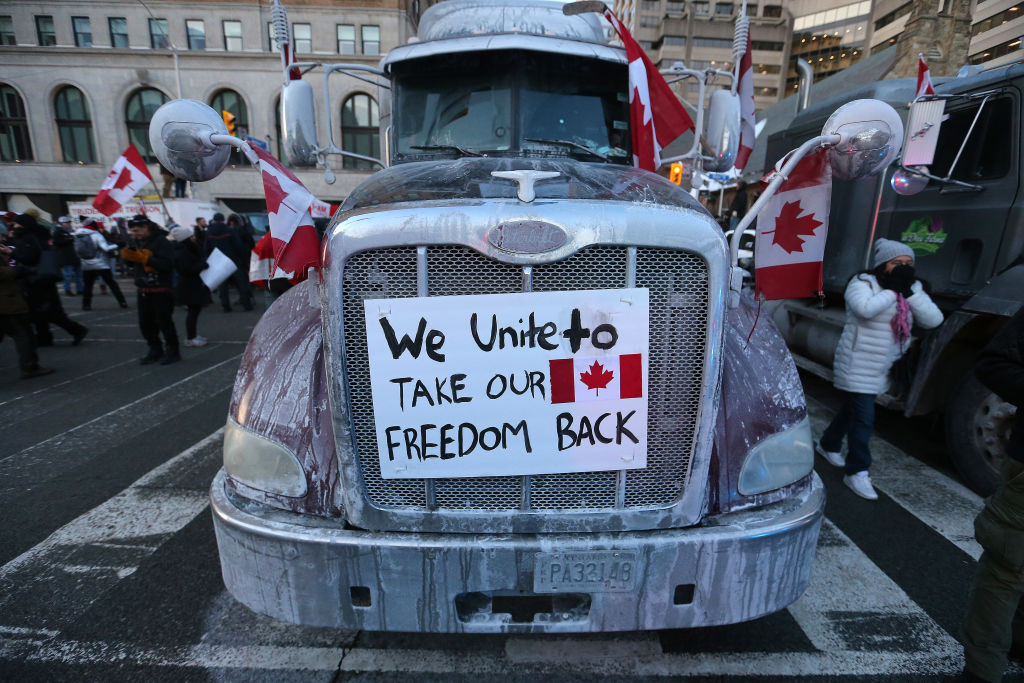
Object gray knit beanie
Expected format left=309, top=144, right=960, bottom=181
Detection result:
left=872, top=238, right=915, bottom=268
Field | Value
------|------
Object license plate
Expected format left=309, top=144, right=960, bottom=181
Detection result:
left=533, top=551, right=640, bottom=593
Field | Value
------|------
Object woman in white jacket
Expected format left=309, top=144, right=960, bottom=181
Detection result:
left=816, top=238, right=944, bottom=500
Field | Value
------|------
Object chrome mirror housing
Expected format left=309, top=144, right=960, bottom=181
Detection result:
left=281, top=80, right=319, bottom=167
left=891, top=165, right=929, bottom=195
left=703, top=90, right=740, bottom=172
left=148, top=100, right=232, bottom=182
left=821, top=99, right=904, bottom=181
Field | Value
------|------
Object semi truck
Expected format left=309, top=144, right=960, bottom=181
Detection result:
left=767, top=64, right=1024, bottom=495
left=148, top=0, right=901, bottom=632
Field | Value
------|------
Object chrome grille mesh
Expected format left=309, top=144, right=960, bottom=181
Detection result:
left=341, top=245, right=709, bottom=512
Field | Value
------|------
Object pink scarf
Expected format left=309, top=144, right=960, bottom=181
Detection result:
left=891, top=294, right=911, bottom=347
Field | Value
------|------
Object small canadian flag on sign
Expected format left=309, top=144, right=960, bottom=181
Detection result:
left=549, top=354, right=643, bottom=404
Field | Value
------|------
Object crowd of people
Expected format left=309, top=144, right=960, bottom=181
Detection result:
left=0, top=209, right=280, bottom=378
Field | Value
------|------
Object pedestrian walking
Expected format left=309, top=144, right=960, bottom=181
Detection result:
left=0, top=236, right=53, bottom=379
left=74, top=218, right=127, bottom=311
left=815, top=238, right=943, bottom=500
left=204, top=212, right=252, bottom=312
left=729, top=180, right=748, bottom=230
left=960, top=306, right=1024, bottom=683
left=8, top=214, right=88, bottom=347
left=52, top=216, right=83, bottom=296
left=121, top=214, right=180, bottom=365
left=168, top=224, right=211, bottom=348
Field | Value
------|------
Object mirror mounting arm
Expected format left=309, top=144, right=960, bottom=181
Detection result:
left=727, top=133, right=841, bottom=307
left=209, top=134, right=258, bottom=165
left=318, top=63, right=390, bottom=176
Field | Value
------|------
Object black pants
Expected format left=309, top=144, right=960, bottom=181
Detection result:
left=83, top=269, right=126, bottom=308
left=218, top=268, right=253, bottom=311
left=185, top=304, right=202, bottom=339
left=137, top=290, right=178, bottom=352
left=0, top=313, right=39, bottom=370
left=28, top=283, right=87, bottom=345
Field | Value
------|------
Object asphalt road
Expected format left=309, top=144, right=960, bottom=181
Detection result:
left=0, top=277, right=1021, bottom=682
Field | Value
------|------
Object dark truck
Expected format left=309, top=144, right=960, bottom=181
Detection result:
left=767, top=64, right=1024, bottom=494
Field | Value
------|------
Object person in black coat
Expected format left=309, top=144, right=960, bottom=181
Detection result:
left=9, top=214, right=87, bottom=347
left=169, top=225, right=211, bottom=347
left=204, top=212, right=252, bottom=312
left=121, top=215, right=180, bottom=365
left=52, top=216, right=82, bottom=296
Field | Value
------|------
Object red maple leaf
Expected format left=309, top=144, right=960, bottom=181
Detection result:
left=262, top=169, right=294, bottom=215
left=112, top=166, right=134, bottom=191
left=579, top=361, right=614, bottom=395
left=763, top=199, right=822, bottom=254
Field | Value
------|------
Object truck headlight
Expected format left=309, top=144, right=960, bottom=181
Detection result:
left=223, top=418, right=308, bottom=497
left=737, top=417, right=814, bottom=495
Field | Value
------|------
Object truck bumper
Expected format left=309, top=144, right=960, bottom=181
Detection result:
left=211, top=470, right=825, bottom=633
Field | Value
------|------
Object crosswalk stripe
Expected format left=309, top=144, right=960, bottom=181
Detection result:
left=0, top=430, right=222, bottom=630
left=805, top=396, right=984, bottom=560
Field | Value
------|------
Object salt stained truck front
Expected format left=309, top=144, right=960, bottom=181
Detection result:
left=157, top=0, right=840, bottom=632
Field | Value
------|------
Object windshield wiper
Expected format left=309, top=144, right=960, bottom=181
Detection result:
left=410, top=144, right=483, bottom=157
left=524, top=138, right=608, bottom=161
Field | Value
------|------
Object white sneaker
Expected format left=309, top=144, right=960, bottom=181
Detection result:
left=843, top=471, right=878, bottom=500
left=815, top=442, right=845, bottom=468
left=182, top=338, right=195, bottom=347
left=191, top=335, right=208, bottom=347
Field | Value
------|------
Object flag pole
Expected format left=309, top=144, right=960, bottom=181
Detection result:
left=147, top=176, right=174, bottom=225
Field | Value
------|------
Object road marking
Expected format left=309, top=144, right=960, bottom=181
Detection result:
left=0, top=355, right=240, bottom=466
left=805, top=397, right=984, bottom=559
left=0, top=430, right=222, bottom=630
left=0, top=357, right=139, bottom=409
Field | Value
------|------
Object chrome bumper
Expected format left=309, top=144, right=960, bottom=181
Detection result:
left=211, top=469, right=825, bottom=633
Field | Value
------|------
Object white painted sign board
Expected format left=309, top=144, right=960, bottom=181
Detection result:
left=364, top=288, right=650, bottom=479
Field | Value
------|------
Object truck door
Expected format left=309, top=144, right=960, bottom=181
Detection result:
left=877, top=90, right=1020, bottom=304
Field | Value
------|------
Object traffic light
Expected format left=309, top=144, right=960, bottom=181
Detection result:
left=669, top=162, right=683, bottom=185
left=222, top=109, right=236, bottom=137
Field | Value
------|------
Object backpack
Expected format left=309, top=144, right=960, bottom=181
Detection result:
left=74, top=233, right=98, bottom=260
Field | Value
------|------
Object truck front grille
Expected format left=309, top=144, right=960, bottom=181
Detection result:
left=341, top=245, right=709, bottom=512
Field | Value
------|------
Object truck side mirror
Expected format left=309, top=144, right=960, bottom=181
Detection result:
left=149, top=99, right=232, bottom=182
left=821, top=99, right=903, bottom=181
left=703, top=90, right=740, bottom=172
left=281, top=80, right=320, bottom=167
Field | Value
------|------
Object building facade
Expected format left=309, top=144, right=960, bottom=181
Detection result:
left=0, top=0, right=423, bottom=217
left=613, top=0, right=793, bottom=113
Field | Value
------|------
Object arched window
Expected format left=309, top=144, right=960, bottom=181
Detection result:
left=54, top=86, right=95, bottom=163
left=341, top=93, right=379, bottom=170
left=211, top=89, right=248, bottom=164
left=210, top=89, right=248, bottom=136
left=0, top=84, right=33, bottom=161
left=125, top=88, right=168, bottom=162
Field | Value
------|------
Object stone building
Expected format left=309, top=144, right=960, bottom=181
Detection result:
left=0, top=0, right=424, bottom=217
left=612, top=0, right=794, bottom=113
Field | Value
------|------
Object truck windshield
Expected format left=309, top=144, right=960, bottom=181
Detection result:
left=393, top=50, right=630, bottom=163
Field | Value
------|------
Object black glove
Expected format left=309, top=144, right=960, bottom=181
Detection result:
left=886, top=264, right=916, bottom=298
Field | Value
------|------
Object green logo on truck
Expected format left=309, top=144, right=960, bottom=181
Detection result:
left=899, top=216, right=948, bottom=255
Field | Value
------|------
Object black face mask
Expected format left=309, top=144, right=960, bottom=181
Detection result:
left=878, top=263, right=915, bottom=293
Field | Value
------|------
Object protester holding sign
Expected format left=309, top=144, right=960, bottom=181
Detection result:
left=168, top=224, right=211, bottom=348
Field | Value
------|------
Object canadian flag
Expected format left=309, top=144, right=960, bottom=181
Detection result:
left=309, top=199, right=337, bottom=219
left=754, top=148, right=832, bottom=300
left=603, top=9, right=694, bottom=171
left=549, top=354, right=643, bottom=404
left=734, top=32, right=756, bottom=171
left=252, top=145, right=320, bottom=274
left=249, top=231, right=297, bottom=285
left=92, top=144, right=153, bottom=216
left=916, top=54, right=936, bottom=99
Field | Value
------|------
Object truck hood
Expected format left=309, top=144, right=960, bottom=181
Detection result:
left=339, top=158, right=704, bottom=213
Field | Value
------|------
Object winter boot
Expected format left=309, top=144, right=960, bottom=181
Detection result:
left=140, top=346, right=163, bottom=365
left=159, top=347, right=182, bottom=365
